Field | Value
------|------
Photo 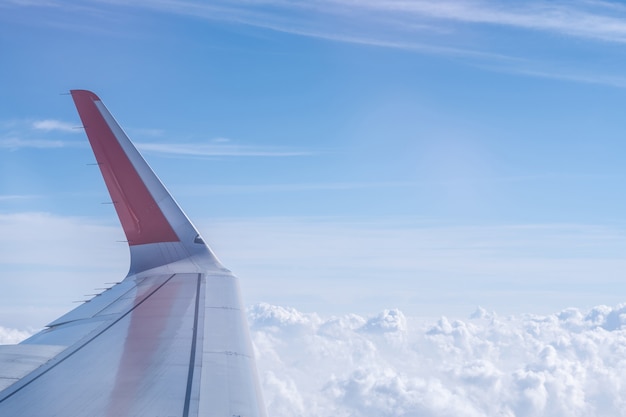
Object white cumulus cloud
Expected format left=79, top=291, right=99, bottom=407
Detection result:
left=248, top=303, right=626, bottom=417
left=32, top=119, right=77, bottom=133
left=0, top=326, right=33, bottom=344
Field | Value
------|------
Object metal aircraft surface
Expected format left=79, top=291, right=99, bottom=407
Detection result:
left=0, top=90, right=267, bottom=417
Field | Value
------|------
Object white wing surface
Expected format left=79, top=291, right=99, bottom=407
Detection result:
left=0, top=90, right=267, bottom=417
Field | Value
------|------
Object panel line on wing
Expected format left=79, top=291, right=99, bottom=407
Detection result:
left=182, top=273, right=202, bottom=417
left=0, top=274, right=177, bottom=404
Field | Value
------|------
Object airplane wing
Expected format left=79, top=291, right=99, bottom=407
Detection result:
left=0, top=90, right=267, bottom=417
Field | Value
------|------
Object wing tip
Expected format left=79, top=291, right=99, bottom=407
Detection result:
left=70, top=89, right=101, bottom=101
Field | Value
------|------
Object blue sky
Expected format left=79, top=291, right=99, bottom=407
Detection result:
left=3, top=1, right=626, bottom=328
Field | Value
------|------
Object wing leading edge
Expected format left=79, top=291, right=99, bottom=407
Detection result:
left=0, top=91, right=267, bottom=417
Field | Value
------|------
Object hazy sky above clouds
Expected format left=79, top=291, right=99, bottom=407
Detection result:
left=3, top=1, right=626, bottom=330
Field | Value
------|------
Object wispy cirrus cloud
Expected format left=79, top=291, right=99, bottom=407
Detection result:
left=187, top=181, right=416, bottom=194
left=137, top=141, right=314, bottom=157
left=32, top=119, right=79, bottom=133
left=93, top=0, right=626, bottom=45
left=0, top=118, right=83, bottom=150
left=21, top=0, right=626, bottom=49
left=0, top=137, right=83, bottom=150
left=0, top=194, right=39, bottom=201
left=6, top=1, right=626, bottom=85
left=180, top=173, right=622, bottom=195
left=0, top=118, right=308, bottom=155
left=331, top=0, right=626, bottom=43
left=10, top=1, right=626, bottom=53
left=84, top=0, right=626, bottom=87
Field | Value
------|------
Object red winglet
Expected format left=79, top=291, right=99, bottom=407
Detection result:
left=71, top=90, right=179, bottom=246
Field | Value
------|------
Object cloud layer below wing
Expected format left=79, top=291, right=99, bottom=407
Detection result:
left=248, top=303, right=626, bottom=417
left=3, top=302, right=626, bottom=415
